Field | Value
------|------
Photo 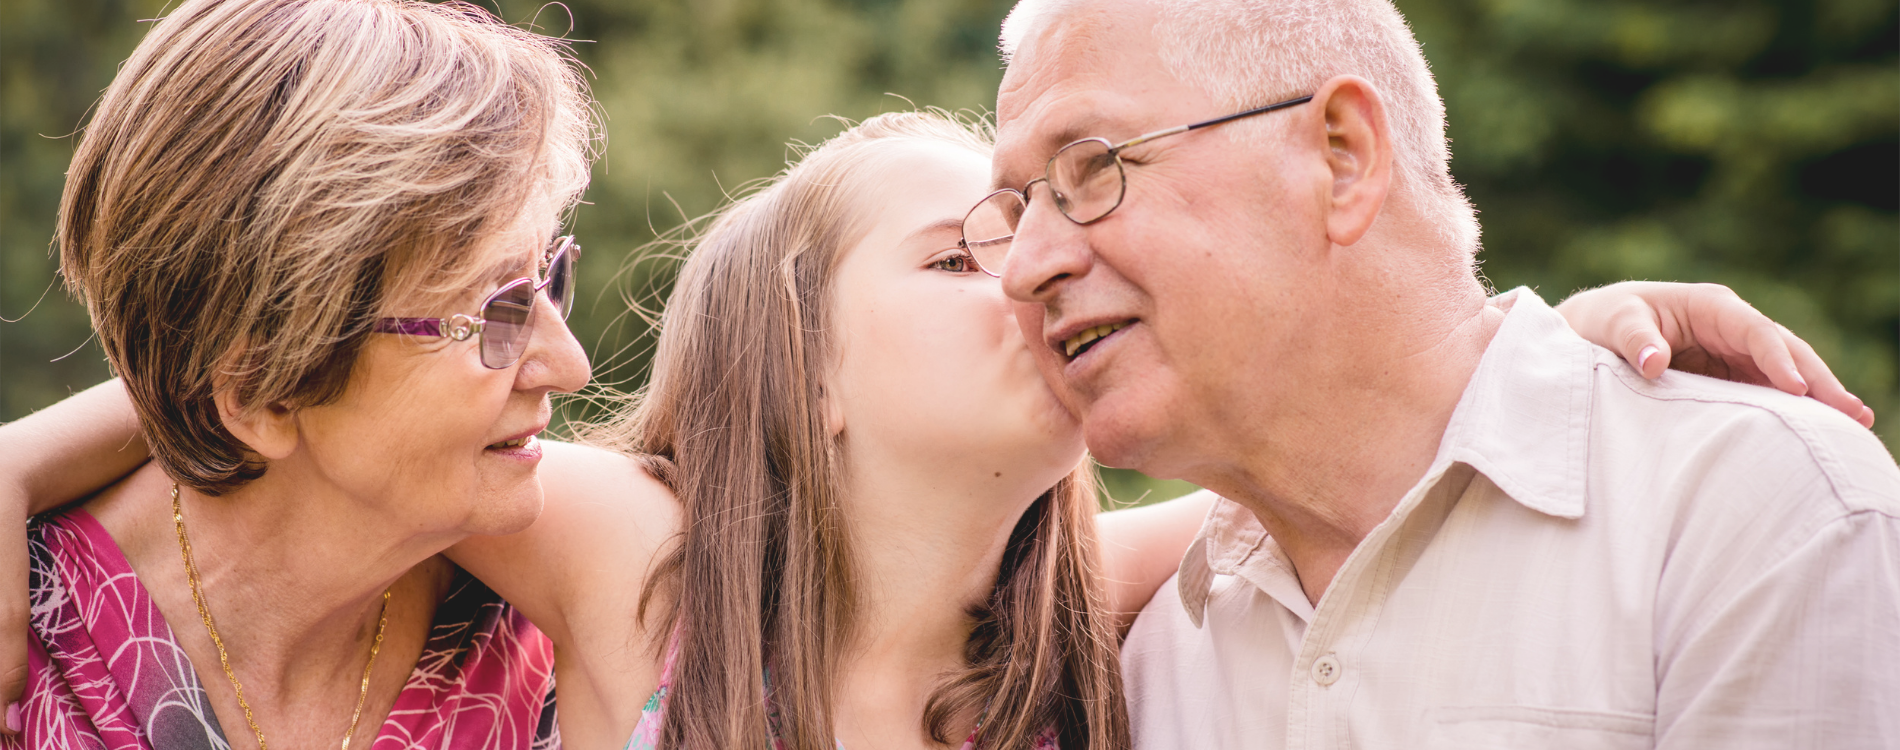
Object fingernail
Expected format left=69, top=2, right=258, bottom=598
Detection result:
left=1637, top=345, right=1660, bottom=371
left=7, top=701, right=20, bottom=733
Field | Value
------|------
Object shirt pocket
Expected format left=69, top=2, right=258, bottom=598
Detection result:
left=1424, top=705, right=1655, bottom=750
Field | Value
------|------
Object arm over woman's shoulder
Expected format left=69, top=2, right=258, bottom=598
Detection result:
left=445, top=440, right=681, bottom=651
left=443, top=441, right=682, bottom=747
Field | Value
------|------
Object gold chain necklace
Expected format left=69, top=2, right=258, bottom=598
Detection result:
left=171, top=483, right=392, bottom=750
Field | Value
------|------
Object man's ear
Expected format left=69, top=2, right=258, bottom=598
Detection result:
left=1312, top=75, right=1393, bottom=248
left=214, top=388, right=299, bottom=461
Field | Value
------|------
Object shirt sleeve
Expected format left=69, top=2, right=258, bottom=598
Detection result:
left=1655, top=509, right=1900, bottom=748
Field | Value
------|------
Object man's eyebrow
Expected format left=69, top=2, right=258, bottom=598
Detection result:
left=992, top=119, right=1109, bottom=190
left=1048, top=121, right=1099, bottom=149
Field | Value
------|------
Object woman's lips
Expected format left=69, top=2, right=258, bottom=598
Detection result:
left=484, top=434, right=542, bottom=461
left=486, top=434, right=536, bottom=450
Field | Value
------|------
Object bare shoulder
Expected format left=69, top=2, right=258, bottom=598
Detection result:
left=538, top=441, right=684, bottom=605
left=448, top=441, right=682, bottom=648
left=73, top=463, right=177, bottom=573
left=448, top=442, right=679, bottom=742
left=539, top=440, right=682, bottom=533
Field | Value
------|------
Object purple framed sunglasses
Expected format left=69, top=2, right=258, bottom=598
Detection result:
left=374, top=235, right=578, bottom=369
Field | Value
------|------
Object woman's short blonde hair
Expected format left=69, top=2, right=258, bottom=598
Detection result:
left=58, top=0, right=599, bottom=494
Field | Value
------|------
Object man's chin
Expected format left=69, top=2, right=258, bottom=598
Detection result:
left=1079, top=401, right=1169, bottom=474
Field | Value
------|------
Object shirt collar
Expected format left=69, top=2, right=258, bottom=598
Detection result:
left=1176, top=287, right=1598, bottom=625
left=1433, top=287, right=1595, bottom=520
left=1177, top=497, right=1318, bottom=627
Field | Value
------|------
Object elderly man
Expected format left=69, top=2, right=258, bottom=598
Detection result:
left=967, top=0, right=1900, bottom=747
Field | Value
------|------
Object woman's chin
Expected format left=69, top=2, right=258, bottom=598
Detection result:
left=460, top=481, right=546, bottom=536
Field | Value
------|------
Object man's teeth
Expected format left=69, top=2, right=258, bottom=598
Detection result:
left=1064, top=322, right=1130, bottom=357
left=488, top=435, right=536, bottom=450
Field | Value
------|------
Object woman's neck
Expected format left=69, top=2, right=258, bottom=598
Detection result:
left=87, top=461, right=454, bottom=747
left=182, top=465, right=455, bottom=655
left=831, top=463, right=1049, bottom=749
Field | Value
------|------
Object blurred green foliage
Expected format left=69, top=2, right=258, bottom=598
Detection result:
left=3, top=0, right=1894, bottom=508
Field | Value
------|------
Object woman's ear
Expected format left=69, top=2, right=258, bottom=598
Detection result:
left=214, top=389, right=299, bottom=461
left=820, top=382, right=846, bottom=439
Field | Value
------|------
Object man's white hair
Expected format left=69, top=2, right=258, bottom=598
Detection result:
left=1001, top=0, right=1480, bottom=256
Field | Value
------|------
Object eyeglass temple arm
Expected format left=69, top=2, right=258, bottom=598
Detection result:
left=1111, top=94, right=1317, bottom=151
left=376, top=318, right=446, bottom=336
left=374, top=315, right=486, bottom=339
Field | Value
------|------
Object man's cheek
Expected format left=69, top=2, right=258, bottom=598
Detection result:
left=1011, top=299, right=1045, bottom=338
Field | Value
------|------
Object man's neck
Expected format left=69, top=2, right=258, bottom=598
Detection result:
left=1194, top=281, right=1505, bottom=606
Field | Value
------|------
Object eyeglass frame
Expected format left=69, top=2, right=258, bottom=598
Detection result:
left=959, top=94, right=1315, bottom=276
left=373, top=234, right=579, bottom=369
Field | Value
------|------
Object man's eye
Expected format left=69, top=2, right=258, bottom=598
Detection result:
left=932, top=253, right=977, bottom=273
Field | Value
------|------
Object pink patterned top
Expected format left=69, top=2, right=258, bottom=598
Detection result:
left=5, top=509, right=560, bottom=750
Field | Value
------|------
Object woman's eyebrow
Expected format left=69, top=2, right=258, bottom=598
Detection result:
left=479, top=254, right=528, bottom=288
left=903, top=217, right=965, bottom=245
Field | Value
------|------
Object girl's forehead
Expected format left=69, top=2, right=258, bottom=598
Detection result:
left=872, top=139, right=993, bottom=183
left=859, top=145, right=992, bottom=220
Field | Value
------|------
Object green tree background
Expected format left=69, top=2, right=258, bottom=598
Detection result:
left=3, top=0, right=1894, bottom=505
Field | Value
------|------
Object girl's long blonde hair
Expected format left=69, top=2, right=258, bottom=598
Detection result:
left=585, top=111, right=1129, bottom=750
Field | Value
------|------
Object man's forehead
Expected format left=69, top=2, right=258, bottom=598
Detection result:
left=992, top=91, right=1128, bottom=185
left=993, top=1, right=1179, bottom=185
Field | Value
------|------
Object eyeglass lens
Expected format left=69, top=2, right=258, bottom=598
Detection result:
left=480, top=280, right=536, bottom=368
left=547, top=238, right=575, bottom=319
left=961, top=140, right=1125, bottom=276
left=478, top=237, right=576, bottom=368
left=963, top=190, right=1026, bottom=275
left=1049, top=139, right=1125, bottom=224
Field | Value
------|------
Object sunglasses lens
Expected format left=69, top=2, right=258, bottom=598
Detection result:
left=547, top=238, right=576, bottom=320
left=962, top=190, right=1026, bottom=276
left=480, top=280, right=536, bottom=368
left=1049, top=140, right=1123, bottom=223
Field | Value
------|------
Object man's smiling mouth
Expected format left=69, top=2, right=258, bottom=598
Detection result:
left=1064, top=321, right=1131, bottom=358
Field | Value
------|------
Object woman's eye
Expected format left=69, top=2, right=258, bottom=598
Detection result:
left=931, top=253, right=977, bottom=273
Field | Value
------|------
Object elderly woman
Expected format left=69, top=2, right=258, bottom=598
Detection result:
left=0, top=0, right=595, bottom=747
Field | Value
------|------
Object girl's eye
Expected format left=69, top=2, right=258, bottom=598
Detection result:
left=931, top=253, right=978, bottom=274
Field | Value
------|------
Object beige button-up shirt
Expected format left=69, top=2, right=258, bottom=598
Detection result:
left=1122, top=289, right=1900, bottom=749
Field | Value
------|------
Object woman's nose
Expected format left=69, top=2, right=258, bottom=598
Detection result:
left=515, top=294, right=590, bottom=393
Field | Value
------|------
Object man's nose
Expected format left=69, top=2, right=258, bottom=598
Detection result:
left=1001, top=186, right=1093, bottom=304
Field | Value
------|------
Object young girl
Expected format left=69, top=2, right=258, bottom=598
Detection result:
left=3, top=111, right=1867, bottom=749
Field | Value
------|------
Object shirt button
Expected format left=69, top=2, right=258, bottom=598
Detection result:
left=1311, top=654, right=1342, bottom=686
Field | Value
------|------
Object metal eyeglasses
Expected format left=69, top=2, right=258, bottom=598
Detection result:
left=959, top=94, right=1314, bottom=276
left=374, top=235, right=578, bottom=369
